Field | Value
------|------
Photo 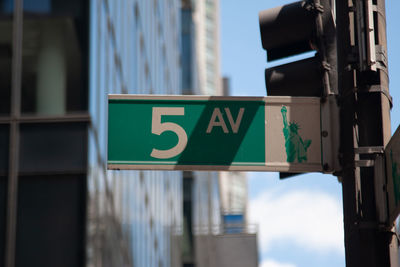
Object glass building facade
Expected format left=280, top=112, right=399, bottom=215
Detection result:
left=181, top=0, right=222, bottom=234
left=180, top=1, right=222, bottom=266
left=181, top=2, right=257, bottom=267
left=88, top=0, right=183, bottom=266
left=192, top=0, right=221, bottom=96
left=1, top=0, right=183, bottom=266
left=1, top=0, right=89, bottom=266
left=1, top=0, right=239, bottom=266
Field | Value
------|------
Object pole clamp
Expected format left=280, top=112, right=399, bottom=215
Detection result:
left=321, top=61, right=331, bottom=71
left=354, top=146, right=384, bottom=167
left=375, top=45, right=388, bottom=68
left=314, top=3, right=324, bottom=13
left=305, top=0, right=324, bottom=13
left=365, top=85, right=393, bottom=109
left=356, top=221, right=391, bottom=231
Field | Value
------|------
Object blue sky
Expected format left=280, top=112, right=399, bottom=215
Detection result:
left=220, top=1, right=400, bottom=267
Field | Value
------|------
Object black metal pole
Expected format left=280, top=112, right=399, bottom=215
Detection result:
left=336, top=0, right=360, bottom=265
left=337, top=0, right=396, bottom=266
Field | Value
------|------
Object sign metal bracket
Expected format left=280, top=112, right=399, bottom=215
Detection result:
left=354, top=146, right=385, bottom=167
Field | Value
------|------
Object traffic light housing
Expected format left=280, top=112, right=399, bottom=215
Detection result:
left=259, top=0, right=339, bottom=177
left=259, top=0, right=337, bottom=97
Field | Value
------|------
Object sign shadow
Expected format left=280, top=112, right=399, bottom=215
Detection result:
left=174, top=97, right=264, bottom=170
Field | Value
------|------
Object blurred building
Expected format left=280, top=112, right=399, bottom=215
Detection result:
left=219, top=171, right=248, bottom=231
left=181, top=1, right=257, bottom=267
left=193, top=0, right=221, bottom=96
left=88, top=0, right=183, bottom=266
left=181, top=1, right=222, bottom=266
left=1, top=0, right=256, bottom=266
left=1, top=1, right=90, bottom=266
left=1, top=0, right=182, bottom=266
left=220, top=79, right=248, bottom=232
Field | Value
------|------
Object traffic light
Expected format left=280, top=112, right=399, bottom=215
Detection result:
left=259, top=0, right=339, bottom=177
left=259, top=0, right=337, bottom=97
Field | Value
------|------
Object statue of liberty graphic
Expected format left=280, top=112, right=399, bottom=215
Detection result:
left=281, top=106, right=312, bottom=163
left=390, top=149, right=400, bottom=205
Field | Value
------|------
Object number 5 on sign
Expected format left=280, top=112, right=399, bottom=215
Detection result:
left=150, top=107, right=188, bottom=159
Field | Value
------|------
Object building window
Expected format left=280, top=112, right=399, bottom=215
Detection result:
left=0, top=124, right=9, bottom=175
left=24, top=0, right=84, bottom=16
left=134, top=2, right=139, bottom=24
left=23, top=0, right=51, bottom=13
left=20, top=18, right=87, bottom=115
left=0, top=20, right=12, bottom=115
left=15, top=174, right=86, bottom=267
left=21, top=0, right=88, bottom=116
left=19, top=122, right=88, bottom=174
left=0, top=0, right=13, bottom=13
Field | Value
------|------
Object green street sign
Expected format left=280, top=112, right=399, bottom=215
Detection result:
left=385, top=125, right=400, bottom=223
left=108, top=95, right=322, bottom=172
